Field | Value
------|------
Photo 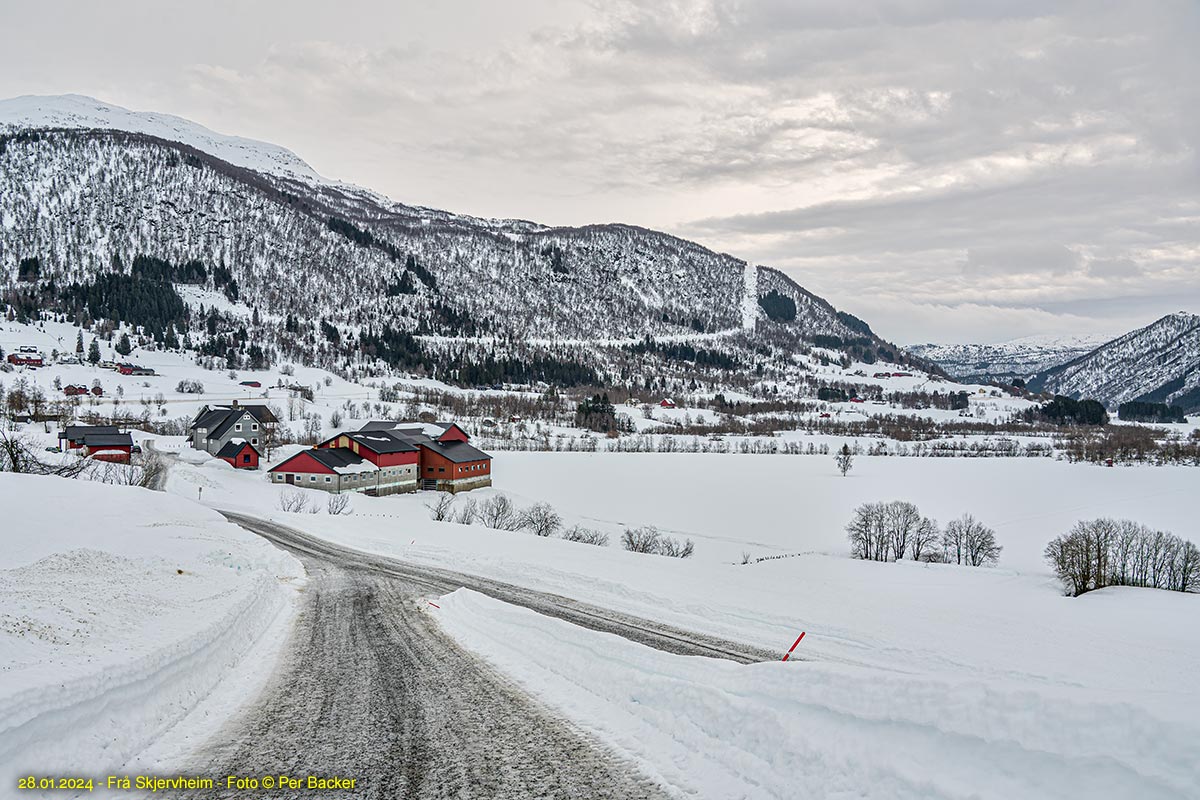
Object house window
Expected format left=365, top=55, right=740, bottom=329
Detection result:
left=235, top=424, right=241, bottom=432
left=325, top=476, right=331, bottom=483
left=252, top=423, right=259, bottom=431
left=309, top=475, right=316, bottom=482
left=242, top=454, right=251, bottom=464
left=252, top=438, right=258, bottom=445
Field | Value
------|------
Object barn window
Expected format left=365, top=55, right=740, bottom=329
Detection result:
left=325, top=476, right=331, bottom=483
left=309, top=475, right=316, bottom=482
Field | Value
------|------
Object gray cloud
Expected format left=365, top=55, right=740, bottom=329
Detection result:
left=0, top=0, right=1195, bottom=343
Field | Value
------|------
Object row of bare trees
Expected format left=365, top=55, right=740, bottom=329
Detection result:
left=426, top=493, right=623, bottom=549
left=1045, top=519, right=1200, bottom=596
left=846, top=501, right=1002, bottom=566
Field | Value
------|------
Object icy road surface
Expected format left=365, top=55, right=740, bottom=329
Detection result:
left=187, top=514, right=768, bottom=798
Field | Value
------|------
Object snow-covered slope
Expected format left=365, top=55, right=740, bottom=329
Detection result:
left=0, top=94, right=323, bottom=183
left=0, top=95, right=919, bottom=385
left=909, top=333, right=1112, bottom=381
left=1027, top=313, right=1200, bottom=411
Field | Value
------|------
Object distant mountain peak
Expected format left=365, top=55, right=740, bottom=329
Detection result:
left=0, top=93, right=323, bottom=183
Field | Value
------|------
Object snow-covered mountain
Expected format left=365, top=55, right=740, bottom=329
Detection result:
left=908, top=334, right=1112, bottom=382
left=0, top=94, right=323, bottom=183
left=1026, top=313, right=1200, bottom=411
left=0, top=94, right=921, bottom=387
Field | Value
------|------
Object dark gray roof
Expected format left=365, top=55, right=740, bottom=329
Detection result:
left=358, top=420, right=401, bottom=431
left=192, top=407, right=257, bottom=440
left=216, top=439, right=259, bottom=458
left=409, top=435, right=491, bottom=464
left=307, top=447, right=368, bottom=469
left=82, top=432, right=133, bottom=448
left=344, top=430, right=419, bottom=454
left=62, top=425, right=118, bottom=442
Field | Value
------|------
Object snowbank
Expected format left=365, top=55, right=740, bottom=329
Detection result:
left=0, top=474, right=303, bottom=785
left=433, top=589, right=1200, bottom=800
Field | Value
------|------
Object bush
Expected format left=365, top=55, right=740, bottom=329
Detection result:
left=278, top=488, right=312, bottom=513
left=846, top=501, right=939, bottom=562
left=1045, top=519, right=1200, bottom=596
left=176, top=379, right=205, bottom=394
left=518, top=502, right=562, bottom=537
left=327, top=494, right=351, bottom=515
left=561, top=525, right=609, bottom=546
left=942, top=514, right=1002, bottom=566
left=479, top=494, right=519, bottom=530
left=426, top=493, right=454, bottom=521
left=620, top=525, right=694, bottom=558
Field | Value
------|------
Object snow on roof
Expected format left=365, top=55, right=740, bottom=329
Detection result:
left=333, top=461, right=378, bottom=475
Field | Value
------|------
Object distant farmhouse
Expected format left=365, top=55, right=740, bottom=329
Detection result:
left=58, top=425, right=133, bottom=464
left=188, top=401, right=278, bottom=469
left=268, top=421, right=491, bottom=495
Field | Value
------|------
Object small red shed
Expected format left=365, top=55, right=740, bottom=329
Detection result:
left=217, top=439, right=261, bottom=470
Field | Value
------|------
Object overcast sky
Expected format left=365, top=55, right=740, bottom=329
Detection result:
left=2, top=0, right=1196, bottom=344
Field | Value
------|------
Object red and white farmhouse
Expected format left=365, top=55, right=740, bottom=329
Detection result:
left=269, top=421, right=491, bottom=496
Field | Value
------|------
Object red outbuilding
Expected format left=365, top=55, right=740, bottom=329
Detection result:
left=217, top=439, right=260, bottom=469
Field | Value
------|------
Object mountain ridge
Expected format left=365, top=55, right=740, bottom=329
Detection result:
left=0, top=95, right=928, bottom=390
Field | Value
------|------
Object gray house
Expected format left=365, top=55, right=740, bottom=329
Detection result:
left=189, top=402, right=278, bottom=456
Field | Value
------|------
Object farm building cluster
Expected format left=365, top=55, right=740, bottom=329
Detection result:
left=185, top=404, right=492, bottom=495
left=268, top=421, right=492, bottom=496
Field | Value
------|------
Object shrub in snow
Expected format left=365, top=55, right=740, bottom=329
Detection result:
left=846, top=501, right=939, bottom=562
left=278, top=488, right=312, bottom=514
left=453, top=496, right=478, bottom=525
left=327, top=494, right=351, bottom=515
left=517, top=502, right=562, bottom=537
left=426, top=493, right=454, bottom=521
left=175, top=379, right=205, bottom=394
left=479, top=495, right=519, bottom=530
left=942, top=514, right=1002, bottom=567
left=1045, top=519, right=1200, bottom=597
left=621, top=525, right=694, bottom=558
left=561, top=525, right=609, bottom=547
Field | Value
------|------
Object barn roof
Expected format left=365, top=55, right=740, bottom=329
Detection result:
left=342, top=430, right=419, bottom=454
left=216, top=439, right=260, bottom=459
left=83, top=432, right=133, bottom=448
left=404, top=434, right=491, bottom=464
left=62, top=424, right=118, bottom=442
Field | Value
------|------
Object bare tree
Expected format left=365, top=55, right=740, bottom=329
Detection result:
left=620, top=525, right=693, bottom=558
left=426, top=493, right=454, bottom=521
left=621, top=525, right=661, bottom=553
left=561, top=525, right=609, bottom=546
left=327, top=493, right=351, bottom=515
left=942, top=514, right=1001, bottom=566
left=278, top=488, right=311, bottom=513
left=518, top=502, right=562, bottom=537
left=835, top=444, right=854, bottom=477
left=847, top=500, right=937, bottom=562
left=0, top=429, right=89, bottom=477
left=453, top=496, right=478, bottom=525
left=479, top=494, right=518, bottom=530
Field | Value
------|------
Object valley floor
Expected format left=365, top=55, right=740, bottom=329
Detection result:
left=2, top=424, right=1198, bottom=798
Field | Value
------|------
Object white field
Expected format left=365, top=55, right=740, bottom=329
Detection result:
left=150, top=444, right=1200, bottom=798
left=4, top=316, right=1200, bottom=798
left=0, top=473, right=303, bottom=790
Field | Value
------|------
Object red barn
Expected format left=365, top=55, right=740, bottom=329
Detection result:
left=659, top=398, right=677, bottom=408
left=217, top=440, right=260, bottom=469
left=7, top=353, right=44, bottom=367
left=269, top=421, right=491, bottom=496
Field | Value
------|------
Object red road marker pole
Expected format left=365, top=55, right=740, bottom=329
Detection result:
left=427, top=601, right=440, bottom=609
left=781, top=631, right=806, bottom=662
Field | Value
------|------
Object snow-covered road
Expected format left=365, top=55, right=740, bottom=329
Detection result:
left=187, top=513, right=770, bottom=798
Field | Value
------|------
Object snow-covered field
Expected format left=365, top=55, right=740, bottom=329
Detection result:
left=148, top=445, right=1200, bottom=798
left=0, top=473, right=303, bottom=790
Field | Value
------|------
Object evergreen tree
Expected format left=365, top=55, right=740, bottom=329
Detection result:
left=115, top=332, right=132, bottom=356
left=75, top=330, right=84, bottom=355
left=87, top=338, right=101, bottom=365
